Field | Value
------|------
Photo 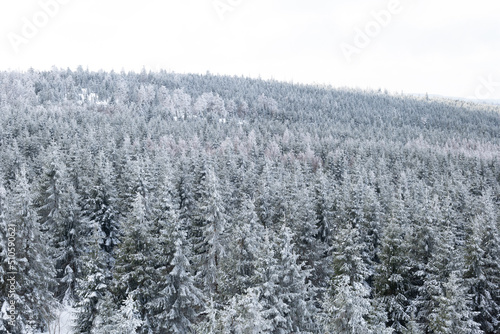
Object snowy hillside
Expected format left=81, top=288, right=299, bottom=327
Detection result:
left=0, top=69, right=499, bottom=333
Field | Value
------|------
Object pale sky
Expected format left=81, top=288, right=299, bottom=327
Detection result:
left=1, top=0, right=499, bottom=99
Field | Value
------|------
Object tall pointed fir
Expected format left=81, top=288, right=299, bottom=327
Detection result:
left=274, top=224, right=319, bottom=333
left=313, top=168, right=335, bottom=247
left=253, top=229, right=287, bottom=333
left=405, top=185, right=439, bottom=328
left=192, top=165, right=228, bottom=300
left=417, top=195, right=473, bottom=333
left=91, top=292, right=144, bottom=334
left=76, top=152, right=119, bottom=333
left=111, top=191, right=158, bottom=333
left=36, top=146, right=83, bottom=304
left=221, top=195, right=265, bottom=297
left=428, top=271, right=482, bottom=334
left=255, top=224, right=319, bottom=334
left=286, top=168, right=326, bottom=289
left=4, top=166, right=57, bottom=333
left=321, top=220, right=389, bottom=333
left=145, top=162, right=184, bottom=331
left=151, top=229, right=205, bottom=334
left=464, top=209, right=500, bottom=333
left=374, top=194, right=412, bottom=333
left=217, top=287, right=271, bottom=334
left=83, top=151, right=120, bottom=268
left=147, top=160, right=206, bottom=333
left=75, top=213, right=110, bottom=334
left=211, top=196, right=271, bottom=333
left=0, top=181, right=10, bottom=333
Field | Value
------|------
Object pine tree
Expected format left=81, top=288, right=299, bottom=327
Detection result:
left=4, top=166, right=57, bottom=333
left=112, top=192, right=157, bottom=332
left=151, top=232, right=204, bottom=333
left=36, top=147, right=83, bottom=303
left=76, top=153, right=119, bottom=333
left=82, top=152, right=119, bottom=268
left=192, top=166, right=228, bottom=298
left=218, top=287, right=271, bottom=334
left=464, top=210, right=500, bottom=333
left=322, top=275, right=373, bottom=333
left=375, top=213, right=411, bottom=333
left=286, top=171, right=325, bottom=286
left=418, top=195, right=464, bottom=333
left=96, top=293, right=143, bottom=334
left=428, top=271, right=482, bottom=334
left=75, top=213, right=110, bottom=333
left=274, top=225, right=319, bottom=333
left=254, top=229, right=288, bottom=333
left=257, top=225, right=319, bottom=333
left=322, top=221, right=388, bottom=333
left=221, top=196, right=265, bottom=297
left=146, top=171, right=186, bottom=332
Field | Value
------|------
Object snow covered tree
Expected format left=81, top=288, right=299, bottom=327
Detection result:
left=112, top=190, right=162, bottom=332
left=252, top=229, right=287, bottom=333
left=256, top=225, right=319, bottom=333
left=192, top=166, right=228, bottom=298
left=285, top=171, right=325, bottom=286
left=375, top=210, right=412, bottom=333
left=464, top=211, right=500, bottom=333
left=81, top=152, right=119, bottom=268
left=218, top=288, right=271, bottom=334
left=76, top=153, right=119, bottom=333
left=92, top=293, right=143, bottom=334
left=75, top=212, right=111, bottom=333
left=36, top=147, right=83, bottom=303
left=428, top=271, right=482, bottom=334
left=274, top=225, right=319, bottom=333
left=4, top=166, right=57, bottom=333
left=221, top=196, right=265, bottom=297
left=322, top=221, right=388, bottom=333
left=150, top=232, right=204, bottom=333
left=321, top=275, right=373, bottom=333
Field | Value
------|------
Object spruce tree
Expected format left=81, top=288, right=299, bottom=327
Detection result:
left=4, top=166, right=57, bottom=333
left=112, top=192, right=157, bottom=332
left=151, top=232, right=204, bottom=333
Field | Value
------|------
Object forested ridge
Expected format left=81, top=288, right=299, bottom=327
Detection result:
left=0, top=68, right=499, bottom=333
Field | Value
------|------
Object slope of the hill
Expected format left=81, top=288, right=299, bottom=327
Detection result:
left=0, top=69, right=499, bottom=333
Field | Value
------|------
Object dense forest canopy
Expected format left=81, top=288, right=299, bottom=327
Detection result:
left=0, top=68, right=499, bottom=333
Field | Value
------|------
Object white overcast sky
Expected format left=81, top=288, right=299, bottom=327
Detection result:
left=1, top=0, right=499, bottom=99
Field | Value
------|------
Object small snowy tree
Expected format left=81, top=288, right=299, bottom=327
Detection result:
left=219, top=287, right=271, bottom=334
left=92, top=293, right=143, bottom=334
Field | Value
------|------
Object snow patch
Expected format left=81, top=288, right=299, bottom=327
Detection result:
left=41, top=305, right=76, bottom=334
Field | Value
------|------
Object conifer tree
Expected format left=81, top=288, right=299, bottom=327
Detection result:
left=428, top=272, right=482, bottom=334
left=151, top=232, right=204, bottom=333
left=76, top=154, right=119, bottom=333
left=464, top=211, right=500, bottom=333
left=375, top=212, right=411, bottom=333
left=322, top=221, right=388, bottom=333
left=36, top=147, right=83, bottom=303
left=222, top=196, right=265, bottom=297
left=192, top=166, right=228, bottom=298
left=4, top=166, right=57, bottom=333
left=112, top=192, right=157, bottom=332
